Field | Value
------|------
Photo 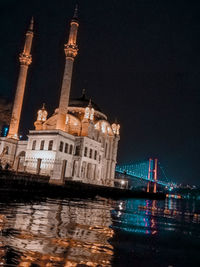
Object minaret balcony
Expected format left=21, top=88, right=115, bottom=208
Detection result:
left=19, top=53, right=32, bottom=65
left=64, top=44, right=78, bottom=59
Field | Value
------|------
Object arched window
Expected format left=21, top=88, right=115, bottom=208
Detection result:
left=32, top=140, right=36, bottom=150
left=69, top=144, right=73, bottom=154
left=75, top=146, right=80, bottom=156
left=65, top=143, right=68, bottom=153
left=105, top=143, right=108, bottom=157
left=48, top=140, right=53, bottom=150
left=5, top=146, right=9, bottom=155
left=17, top=151, right=25, bottom=158
left=94, top=150, right=97, bottom=160
left=40, top=140, right=45, bottom=150
left=59, top=141, right=64, bottom=152
left=89, top=148, right=93, bottom=159
left=81, top=161, right=86, bottom=178
left=84, top=147, right=88, bottom=157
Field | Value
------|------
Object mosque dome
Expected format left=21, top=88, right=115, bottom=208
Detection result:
left=69, top=91, right=102, bottom=112
left=41, top=89, right=108, bottom=131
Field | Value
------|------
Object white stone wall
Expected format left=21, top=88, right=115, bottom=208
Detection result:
left=0, top=125, right=119, bottom=187
left=26, top=132, right=57, bottom=175
left=73, top=136, right=103, bottom=184
left=52, top=132, right=75, bottom=179
left=25, top=130, right=76, bottom=177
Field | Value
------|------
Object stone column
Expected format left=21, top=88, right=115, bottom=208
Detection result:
left=16, top=157, right=20, bottom=172
left=60, top=159, right=67, bottom=183
left=110, top=136, right=120, bottom=180
left=36, top=158, right=42, bottom=175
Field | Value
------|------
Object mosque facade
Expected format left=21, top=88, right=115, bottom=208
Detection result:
left=0, top=7, right=120, bottom=186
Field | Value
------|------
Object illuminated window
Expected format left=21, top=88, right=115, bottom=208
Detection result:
left=65, top=143, right=68, bottom=153
left=40, top=140, right=45, bottom=150
left=37, top=104, right=47, bottom=122
left=84, top=107, right=90, bottom=119
left=37, top=110, right=43, bottom=121
left=84, top=147, right=88, bottom=157
left=69, top=144, right=73, bottom=154
left=89, top=149, right=92, bottom=159
left=90, top=108, right=94, bottom=121
left=117, top=124, right=120, bottom=135
left=32, top=140, right=36, bottom=150
left=48, top=140, right=53, bottom=150
left=112, top=123, right=117, bottom=134
left=101, top=122, right=106, bottom=133
left=59, top=141, right=64, bottom=152
left=112, top=123, right=120, bottom=135
left=94, top=150, right=97, bottom=160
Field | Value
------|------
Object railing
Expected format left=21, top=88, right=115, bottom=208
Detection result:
left=14, top=158, right=58, bottom=177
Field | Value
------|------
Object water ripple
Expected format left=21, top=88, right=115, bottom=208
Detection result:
left=0, top=193, right=200, bottom=266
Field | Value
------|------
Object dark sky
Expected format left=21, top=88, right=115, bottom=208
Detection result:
left=0, top=0, right=200, bottom=185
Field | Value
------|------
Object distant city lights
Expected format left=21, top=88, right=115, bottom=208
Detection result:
left=1, top=125, right=9, bottom=137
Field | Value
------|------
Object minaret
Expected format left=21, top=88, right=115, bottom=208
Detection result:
left=56, top=5, right=79, bottom=131
left=8, top=18, right=34, bottom=139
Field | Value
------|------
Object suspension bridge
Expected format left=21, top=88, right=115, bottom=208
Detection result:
left=116, top=158, right=177, bottom=192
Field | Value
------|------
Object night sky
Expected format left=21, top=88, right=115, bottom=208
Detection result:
left=0, top=0, right=200, bottom=185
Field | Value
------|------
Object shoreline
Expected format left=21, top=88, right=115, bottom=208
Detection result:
left=0, top=170, right=166, bottom=200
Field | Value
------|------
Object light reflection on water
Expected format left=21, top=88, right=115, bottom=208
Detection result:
left=0, top=193, right=200, bottom=266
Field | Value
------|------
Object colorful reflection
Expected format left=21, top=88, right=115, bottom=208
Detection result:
left=111, top=199, right=158, bottom=235
left=111, top=197, right=200, bottom=238
left=0, top=195, right=200, bottom=266
left=0, top=198, right=114, bottom=266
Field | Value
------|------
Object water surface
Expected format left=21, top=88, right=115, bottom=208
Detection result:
left=0, top=192, right=199, bottom=266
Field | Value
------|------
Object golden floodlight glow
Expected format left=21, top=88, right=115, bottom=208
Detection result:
left=90, top=108, right=94, bottom=121
left=111, top=123, right=120, bottom=135
left=65, top=114, right=69, bottom=124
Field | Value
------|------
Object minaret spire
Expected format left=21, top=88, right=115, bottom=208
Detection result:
left=29, top=17, right=34, bottom=31
left=7, top=18, right=34, bottom=139
left=56, top=6, right=79, bottom=131
left=82, top=88, right=86, bottom=98
left=73, top=4, right=78, bottom=20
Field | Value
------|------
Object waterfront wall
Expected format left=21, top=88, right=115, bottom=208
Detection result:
left=0, top=170, right=165, bottom=200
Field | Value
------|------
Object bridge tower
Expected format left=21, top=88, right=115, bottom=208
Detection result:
left=147, top=158, right=153, bottom=192
left=153, top=158, right=158, bottom=193
left=147, top=158, right=158, bottom=193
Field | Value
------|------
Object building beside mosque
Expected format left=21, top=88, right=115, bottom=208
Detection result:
left=0, top=7, right=120, bottom=186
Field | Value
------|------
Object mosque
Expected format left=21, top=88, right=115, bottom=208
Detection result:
left=0, top=7, right=120, bottom=186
